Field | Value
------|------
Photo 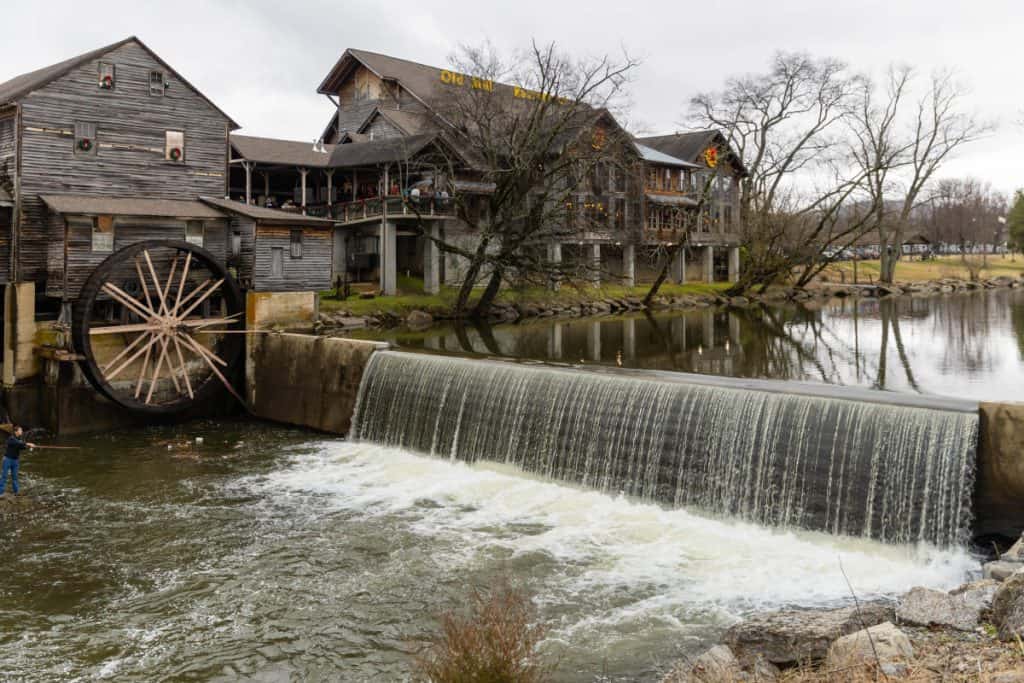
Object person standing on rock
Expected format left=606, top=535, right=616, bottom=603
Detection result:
left=1, top=426, right=35, bottom=496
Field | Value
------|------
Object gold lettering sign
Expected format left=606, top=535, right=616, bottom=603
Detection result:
left=439, top=70, right=494, bottom=91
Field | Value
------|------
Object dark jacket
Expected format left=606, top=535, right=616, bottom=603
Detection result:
left=4, top=435, right=28, bottom=461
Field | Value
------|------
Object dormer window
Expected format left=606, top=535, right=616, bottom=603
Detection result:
left=149, top=71, right=165, bottom=97
left=98, top=62, right=115, bottom=90
left=74, top=122, right=97, bottom=156
left=165, top=130, right=184, bottom=162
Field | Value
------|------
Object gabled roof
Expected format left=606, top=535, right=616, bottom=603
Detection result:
left=634, top=142, right=700, bottom=169
left=635, top=130, right=748, bottom=176
left=357, top=107, right=433, bottom=137
left=199, top=196, right=336, bottom=227
left=41, top=194, right=226, bottom=219
left=318, top=48, right=445, bottom=105
left=230, top=134, right=336, bottom=168
left=0, top=36, right=239, bottom=129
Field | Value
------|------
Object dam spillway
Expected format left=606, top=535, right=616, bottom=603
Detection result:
left=350, top=350, right=979, bottom=547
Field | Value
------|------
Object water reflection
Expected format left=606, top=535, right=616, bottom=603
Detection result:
left=367, top=289, right=1024, bottom=402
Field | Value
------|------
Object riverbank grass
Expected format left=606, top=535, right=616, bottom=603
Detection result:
left=823, top=255, right=1024, bottom=284
left=321, top=277, right=731, bottom=318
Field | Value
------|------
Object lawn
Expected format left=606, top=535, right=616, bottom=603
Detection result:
left=320, top=275, right=731, bottom=317
left=821, top=255, right=1024, bottom=285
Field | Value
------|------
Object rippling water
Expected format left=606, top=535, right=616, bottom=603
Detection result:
left=0, top=420, right=979, bottom=682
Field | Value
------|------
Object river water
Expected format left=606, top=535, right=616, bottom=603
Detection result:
left=4, top=290, right=1019, bottom=681
left=352, top=288, right=1024, bottom=402
left=1, top=420, right=977, bottom=681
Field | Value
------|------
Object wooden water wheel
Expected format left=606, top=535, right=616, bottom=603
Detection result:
left=71, top=240, right=245, bottom=414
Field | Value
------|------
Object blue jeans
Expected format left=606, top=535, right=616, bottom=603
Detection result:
left=1, top=457, right=18, bottom=494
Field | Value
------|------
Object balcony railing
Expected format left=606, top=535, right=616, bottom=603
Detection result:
left=330, top=196, right=456, bottom=224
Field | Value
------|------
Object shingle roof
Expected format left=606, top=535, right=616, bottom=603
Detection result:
left=327, top=133, right=440, bottom=168
left=634, top=143, right=700, bottom=169
left=0, top=36, right=239, bottom=128
left=40, top=194, right=226, bottom=219
left=637, top=130, right=748, bottom=176
left=199, top=196, right=335, bottom=227
left=230, top=134, right=336, bottom=167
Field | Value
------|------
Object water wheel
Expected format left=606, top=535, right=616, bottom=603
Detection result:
left=71, top=240, right=245, bottom=414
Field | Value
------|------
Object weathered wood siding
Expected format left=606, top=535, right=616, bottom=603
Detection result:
left=0, top=109, right=16, bottom=283
left=361, top=112, right=404, bottom=140
left=17, top=40, right=231, bottom=287
left=227, top=215, right=256, bottom=287
left=51, top=215, right=229, bottom=299
left=253, top=225, right=331, bottom=292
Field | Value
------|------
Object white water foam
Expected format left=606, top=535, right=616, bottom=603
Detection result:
left=255, top=440, right=979, bottom=642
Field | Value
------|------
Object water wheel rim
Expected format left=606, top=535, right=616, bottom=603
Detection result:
left=72, top=239, right=245, bottom=415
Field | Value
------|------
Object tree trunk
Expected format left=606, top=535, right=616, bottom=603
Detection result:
left=642, top=244, right=680, bottom=307
left=472, top=268, right=503, bottom=318
left=453, top=237, right=491, bottom=317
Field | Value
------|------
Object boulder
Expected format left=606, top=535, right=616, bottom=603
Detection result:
left=950, top=579, right=1000, bottom=612
left=724, top=603, right=892, bottom=665
left=729, top=296, right=750, bottom=307
left=896, top=586, right=983, bottom=631
left=990, top=671, right=1024, bottom=683
left=689, top=645, right=743, bottom=682
left=405, top=310, right=434, bottom=328
left=825, top=622, right=913, bottom=672
left=984, top=561, right=1024, bottom=581
left=992, top=572, right=1024, bottom=641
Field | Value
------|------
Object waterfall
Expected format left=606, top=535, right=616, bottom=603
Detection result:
left=351, top=350, right=978, bottom=547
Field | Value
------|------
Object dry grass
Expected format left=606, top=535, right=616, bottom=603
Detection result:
left=821, top=255, right=1024, bottom=285
left=412, top=582, right=555, bottom=683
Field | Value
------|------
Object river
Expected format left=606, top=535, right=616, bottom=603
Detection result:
left=4, top=289, right=1020, bottom=681
left=1, top=420, right=977, bottom=681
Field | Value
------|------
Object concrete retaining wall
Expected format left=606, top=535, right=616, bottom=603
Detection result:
left=975, top=402, right=1024, bottom=537
left=246, top=333, right=387, bottom=434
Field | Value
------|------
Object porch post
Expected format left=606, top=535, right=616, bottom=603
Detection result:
left=379, top=220, right=397, bottom=296
left=263, top=171, right=270, bottom=201
left=243, top=162, right=252, bottom=204
left=622, top=244, right=635, bottom=287
left=548, top=242, right=562, bottom=291
left=703, top=246, right=714, bottom=283
left=424, top=223, right=441, bottom=295
left=299, top=167, right=309, bottom=214
left=728, top=246, right=740, bottom=283
left=326, top=169, right=335, bottom=208
left=671, top=247, right=686, bottom=284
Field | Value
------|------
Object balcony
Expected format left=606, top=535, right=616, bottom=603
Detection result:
left=329, top=196, right=457, bottom=225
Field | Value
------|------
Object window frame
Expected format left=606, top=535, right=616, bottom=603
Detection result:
left=165, top=130, right=185, bottom=163
left=90, top=215, right=115, bottom=253
left=97, top=62, right=115, bottom=91
left=73, top=121, right=97, bottom=157
left=185, top=220, right=205, bottom=247
left=289, top=229, right=303, bottom=259
left=149, top=71, right=165, bottom=97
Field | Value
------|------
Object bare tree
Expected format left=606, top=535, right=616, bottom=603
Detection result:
left=684, top=52, right=872, bottom=293
left=850, top=67, right=991, bottom=283
left=399, top=41, right=640, bottom=317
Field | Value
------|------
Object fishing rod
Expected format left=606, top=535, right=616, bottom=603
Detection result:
left=31, top=446, right=81, bottom=451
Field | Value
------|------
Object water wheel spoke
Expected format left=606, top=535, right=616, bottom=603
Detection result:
left=143, top=250, right=170, bottom=317
left=134, top=337, right=156, bottom=398
left=90, top=323, right=158, bottom=336
left=181, top=334, right=228, bottom=367
left=177, top=278, right=224, bottom=320
left=182, top=314, right=242, bottom=330
left=174, top=278, right=214, bottom=315
left=171, top=252, right=192, bottom=318
left=145, top=335, right=172, bottom=404
left=171, top=336, right=194, bottom=399
left=100, top=331, right=150, bottom=373
left=159, top=335, right=182, bottom=395
left=178, top=334, right=245, bottom=404
left=161, top=255, right=180, bottom=317
left=102, top=282, right=157, bottom=320
left=106, top=332, right=159, bottom=382
left=135, top=259, right=155, bottom=313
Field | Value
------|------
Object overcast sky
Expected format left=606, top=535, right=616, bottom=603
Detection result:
left=3, top=0, right=1022, bottom=197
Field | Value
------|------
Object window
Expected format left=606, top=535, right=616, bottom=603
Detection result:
left=290, top=229, right=303, bottom=258
left=185, top=221, right=204, bottom=247
left=724, top=205, right=733, bottom=228
left=98, top=62, right=115, bottom=90
left=149, top=71, right=165, bottom=97
left=74, top=122, right=97, bottom=156
left=270, top=247, right=284, bottom=277
left=165, top=130, right=184, bottom=162
left=230, top=231, right=242, bottom=258
left=613, top=165, right=627, bottom=193
left=92, top=216, right=114, bottom=252
left=614, top=197, right=625, bottom=231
